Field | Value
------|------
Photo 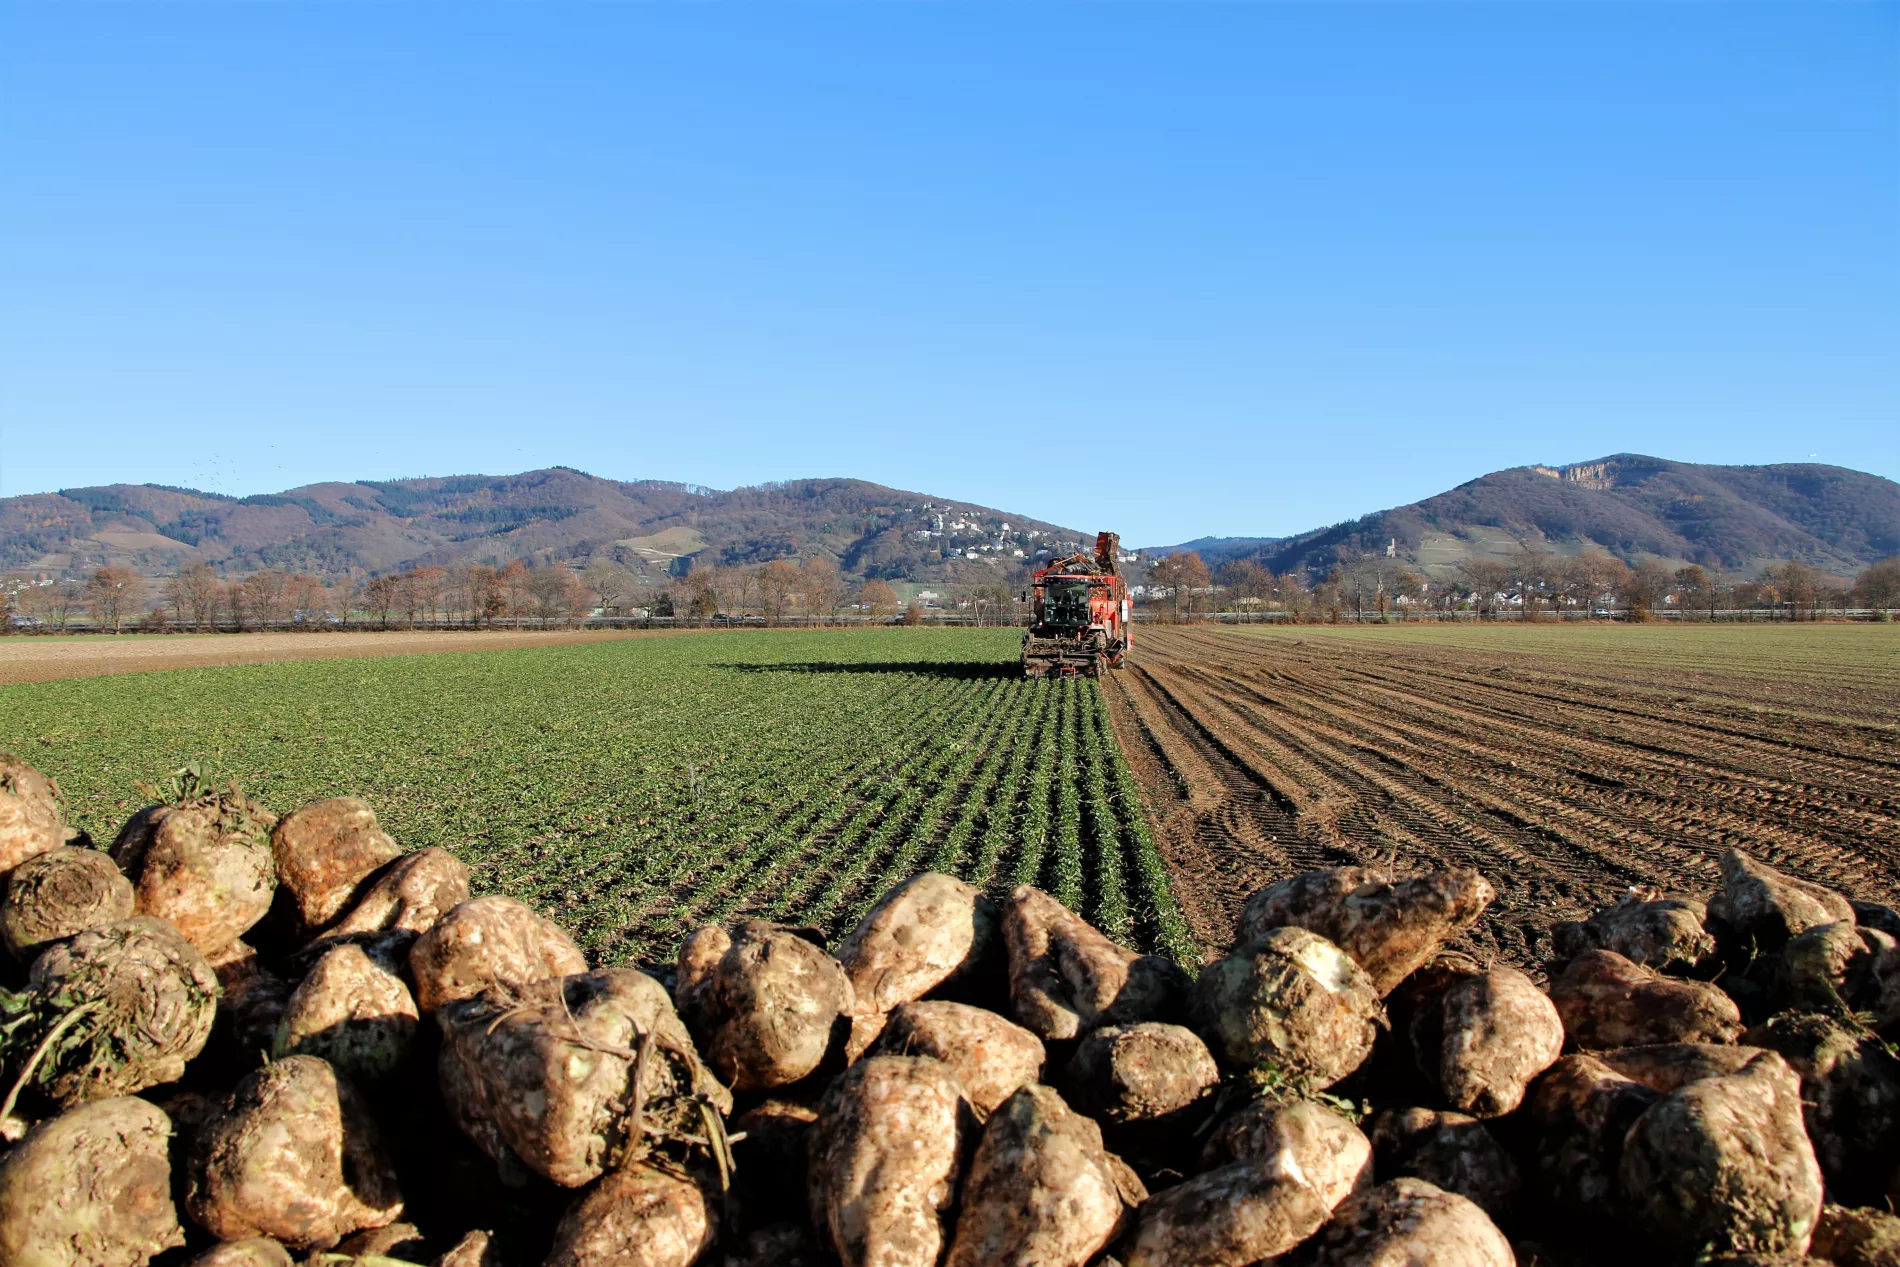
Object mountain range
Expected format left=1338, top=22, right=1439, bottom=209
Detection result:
left=1150, top=455, right=1900, bottom=579
left=0, top=469, right=1084, bottom=586
left=4, top=454, right=1895, bottom=586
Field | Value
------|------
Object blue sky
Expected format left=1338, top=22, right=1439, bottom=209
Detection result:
left=2, top=3, right=1894, bottom=546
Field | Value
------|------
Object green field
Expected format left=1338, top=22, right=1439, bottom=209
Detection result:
left=1, top=628, right=1192, bottom=964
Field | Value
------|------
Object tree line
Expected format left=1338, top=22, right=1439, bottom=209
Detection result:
left=1144, top=549, right=1900, bottom=621
left=1, top=555, right=1032, bottom=633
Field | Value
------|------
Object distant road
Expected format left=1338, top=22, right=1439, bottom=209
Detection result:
left=0, top=629, right=664, bottom=685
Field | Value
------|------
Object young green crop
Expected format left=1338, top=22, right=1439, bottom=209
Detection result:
left=1, top=629, right=1196, bottom=963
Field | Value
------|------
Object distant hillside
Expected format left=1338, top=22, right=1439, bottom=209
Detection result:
left=0, top=469, right=1089, bottom=584
left=1151, top=455, right=1900, bottom=579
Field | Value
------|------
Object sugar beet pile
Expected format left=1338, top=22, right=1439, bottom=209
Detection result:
left=1, top=753, right=1898, bottom=1267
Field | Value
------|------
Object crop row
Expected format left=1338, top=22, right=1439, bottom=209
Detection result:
left=0, top=629, right=1198, bottom=963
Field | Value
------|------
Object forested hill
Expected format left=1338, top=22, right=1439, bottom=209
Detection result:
left=0, top=469, right=1088, bottom=584
left=1153, top=455, right=1900, bottom=579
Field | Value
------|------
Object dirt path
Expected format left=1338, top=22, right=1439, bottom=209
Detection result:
left=0, top=628, right=667, bottom=685
left=1105, top=625, right=1900, bottom=971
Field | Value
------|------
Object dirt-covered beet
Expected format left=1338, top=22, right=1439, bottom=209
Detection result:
left=0, top=845, right=136, bottom=962
left=206, top=939, right=292, bottom=1067
left=183, top=1238, right=297, bottom=1267
left=186, top=1054, right=403, bottom=1250
left=944, top=1084, right=1144, bottom=1267
left=544, top=1165, right=716, bottom=1267
left=1618, top=1051, right=1822, bottom=1257
left=1062, top=1022, right=1218, bottom=1124
left=1520, top=1054, right=1662, bottom=1216
left=269, top=797, right=402, bottom=935
left=808, top=1055, right=970, bottom=1267
left=17, top=915, right=219, bottom=1104
left=1551, top=890, right=1717, bottom=975
left=1743, top=1011, right=1900, bottom=1205
left=1309, top=1177, right=1514, bottom=1266
left=434, top=1229, right=501, bottom=1267
left=0, top=1096, right=184, bottom=1267
left=1059, top=1021, right=1218, bottom=1170
left=1774, top=921, right=1898, bottom=1017
left=1190, top=926, right=1384, bottom=1087
left=407, top=895, right=588, bottom=1013
left=1236, top=866, right=1496, bottom=995
left=110, top=783, right=278, bottom=957
left=1123, top=1153, right=1331, bottom=1267
left=274, top=937, right=419, bottom=1085
left=1599, top=1041, right=1766, bottom=1093
left=1198, top=1097, right=1373, bottom=1212
left=1429, top=965, right=1563, bottom=1116
left=864, top=1000, right=1045, bottom=1114
left=1367, top=1107, right=1519, bottom=1222
left=1003, top=885, right=1187, bottom=1041
left=1550, top=948, right=1743, bottom=1049
left=438, top=966, right=730, bottom=1188
left=1708, top=849, right=1855, bottom=956
left=0, top=753, right=65, bottom=879
left=835, top=872, right=1001, bottom=1016
left=1811, top=1204, right=1900, bottom=1267
left=676, top=919, right=852, bottom=1092
left=323, top=846, right=470, bottom=941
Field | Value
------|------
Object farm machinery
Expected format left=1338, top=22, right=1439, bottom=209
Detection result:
left=1021, top=531, right=1132, bottom=678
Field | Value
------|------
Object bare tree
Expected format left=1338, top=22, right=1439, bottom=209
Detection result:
left=680, top=568, right=719, bottom=626
left=1277, top=571, right=1310, bottom=622
left=1765, top=561, right=1821, bottom=621
left=715, top=564, right=757, bottom=619
left=284, top=573, right=328, bottom=625
left=860, top=579, right=900, bottom=620
left=85, top=566, right=147, bottom=633
left=757, top=559, right=799, bottom=626
left=799, top=556, right=842, bottom=626
left=363, top=575, right=400, bottom=629
left=1456, top=559, right=1512, bottom=618
left=1621, top=560, right=1675, bottom=620
left=1392, top=569, right=1425, bottom=619
left=240, top=570, right=290, bottom=628
left=1149, top=551, right=1209, bottom=621
left=527, top=566, right=585, bottom=626
left=582, top=558, right=635, bottom=618
left=498, top=560, right=532, bottom=620
left=170, top=561, right=221, bottom=630
left=1217, top=559, right=1269, bottom=613
left=1855, top=556, right=1900, bottom=614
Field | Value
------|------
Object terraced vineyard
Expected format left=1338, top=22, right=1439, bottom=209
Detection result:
left=1, top=628, right=1193, bottom=964
left=1107, top=623, right=1900, bottom=969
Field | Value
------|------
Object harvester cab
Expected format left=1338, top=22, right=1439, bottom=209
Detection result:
left=1021, top=531, right=1132, bottom=678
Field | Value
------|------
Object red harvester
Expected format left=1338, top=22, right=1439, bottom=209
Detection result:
left=1021, top=531, right=1131, bottom=678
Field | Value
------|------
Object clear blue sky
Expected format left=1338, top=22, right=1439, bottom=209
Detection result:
left=2, top=3, right=1894, bottom=546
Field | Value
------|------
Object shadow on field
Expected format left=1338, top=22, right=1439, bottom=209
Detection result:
left=719, top=660, right=1019, bottom=679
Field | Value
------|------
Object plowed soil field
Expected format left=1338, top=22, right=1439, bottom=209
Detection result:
left=1106, top=623, right=1900, bottom=970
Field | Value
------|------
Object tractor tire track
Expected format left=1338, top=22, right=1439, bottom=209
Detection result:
left=1113, top=626, right=1900, bottom=966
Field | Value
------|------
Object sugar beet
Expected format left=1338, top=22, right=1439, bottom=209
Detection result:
left=865, top=999, right=1044, bottom=1114
left=0, top=845, right=135, bottom=963
left=835, top=872, right=1001, bottom=1016
left=408, top=895, right=588, bottom=1013
left=1190, top=926, right=1384, bottom=1087
left=0, top=1096, right=184, bottom=1267
left=1236, top=866, right=1496, bottom=995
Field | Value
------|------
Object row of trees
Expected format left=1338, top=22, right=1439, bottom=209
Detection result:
left=3, top=554, right=1012, bottom=632
left=17, top=550, right=1892, bottom=633
left=1144, top=549, right=1900, bottom=621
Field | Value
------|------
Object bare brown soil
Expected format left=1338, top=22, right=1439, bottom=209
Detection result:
left=1105, top=626, right=1900, bottom=970
left=0, top=629, right=668, bottom=685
